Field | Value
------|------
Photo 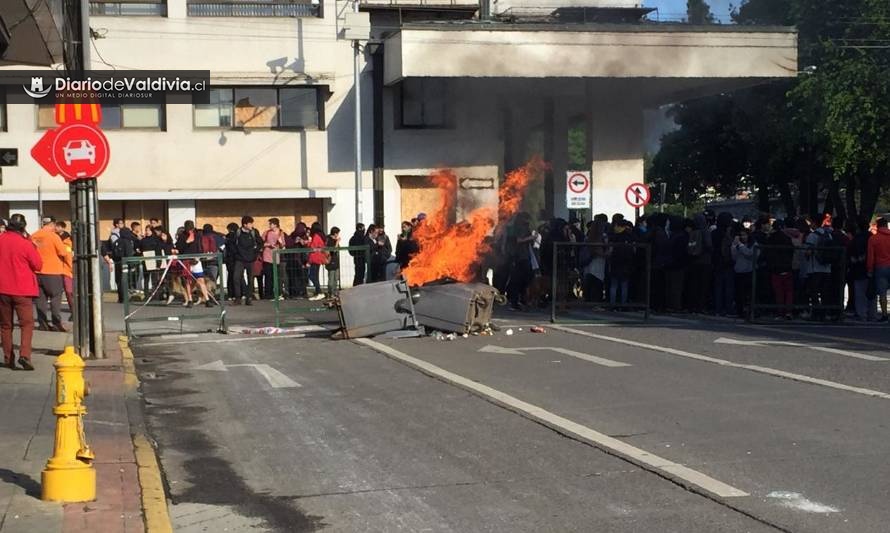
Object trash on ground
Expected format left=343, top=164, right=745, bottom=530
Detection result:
left=530, top=326, right=546, bottom=333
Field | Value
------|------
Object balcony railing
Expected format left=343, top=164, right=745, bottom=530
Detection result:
left=359, top=0, right=479, bottom=5
left=187, top=1, right=320, bottom=17
left=89, top=1, right=167, bottom=16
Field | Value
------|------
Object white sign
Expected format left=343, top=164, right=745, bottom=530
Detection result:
left=566, top=171, right=591, bottom=209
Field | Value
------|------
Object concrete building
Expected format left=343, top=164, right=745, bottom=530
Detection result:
left=0, top=0, right=797, bottom=238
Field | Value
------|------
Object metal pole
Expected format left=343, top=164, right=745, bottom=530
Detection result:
left=352, top=0, right=363, bottom=228
left=87, top=179, right=104, bottom=357
left=80, top=0, right=91, bottom=69
left=550, top=242, right=558, bottom=323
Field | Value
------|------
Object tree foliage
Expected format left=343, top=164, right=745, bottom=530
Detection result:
left=650, top=0, right=890, bottom=220
left=686, top=0, right=715, bottom=24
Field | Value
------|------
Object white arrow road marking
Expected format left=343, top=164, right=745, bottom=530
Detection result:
left=714, top=337, right=888, bottom=362
left=359, top=338, right=747, bottom=498
left=478, top=345, right=630, bottom=368
left=194, top=360, right=301, bottom=388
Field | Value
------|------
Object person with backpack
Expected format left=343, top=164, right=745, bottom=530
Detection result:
left=348, top=223, right=367, bottom=287
left=764, top=219, right=795, bottom=319
left=174, top=220, right=212, bottom=308
left=306, top=222, right=328, bottom=300
left=608, top=220, right=635, bottom=306
left=804, top=214, right=834, bottom=320
left=867, top=217, right=890, bottom=322
left=223, top=222, right=241, bottom=300
left=200, top=223, right=223, bottom=284
left=325, top=227, right=342, bottom=297
left=107, top=219, right=140, bottom=303
left=230, top=216, right=262, bottom=306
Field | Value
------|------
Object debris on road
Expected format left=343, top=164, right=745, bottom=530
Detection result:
left=531, top=326, right=546, bottom=333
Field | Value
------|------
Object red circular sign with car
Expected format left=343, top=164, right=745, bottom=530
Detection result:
left=51, top=123, right=110, bottom=182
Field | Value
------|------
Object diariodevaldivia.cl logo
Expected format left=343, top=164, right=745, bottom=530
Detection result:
left=24, top=76, right=51, bottom=99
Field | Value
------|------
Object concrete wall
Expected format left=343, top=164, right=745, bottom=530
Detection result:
left=385, top=27, right=798, bottom=84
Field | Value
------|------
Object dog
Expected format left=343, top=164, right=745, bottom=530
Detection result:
left=525, top=270, right=582, bottom=308
left=166, top=273, right=218, bottom=304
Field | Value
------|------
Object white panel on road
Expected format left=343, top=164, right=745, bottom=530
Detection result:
left=555, top=326, right=890, bottom=400
left=358, top=338, right=748, bottom=499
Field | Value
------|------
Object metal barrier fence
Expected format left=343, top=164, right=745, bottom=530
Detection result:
left=750, top=245, right=847, bottom=322
left=272, top=245, right=370, bottom=327
left=122, top=252, right=226, bottom=338
left=550, top=242, right=651, bottom=322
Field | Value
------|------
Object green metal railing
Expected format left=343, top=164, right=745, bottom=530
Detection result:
left=122, top=252, right=226, bottom=338
left=272, top=245, right=370, bottom=327
left=550, top=242, right=651, bottom=322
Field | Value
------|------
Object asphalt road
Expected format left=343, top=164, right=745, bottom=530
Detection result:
left=131, top=315, right=890, bottom=532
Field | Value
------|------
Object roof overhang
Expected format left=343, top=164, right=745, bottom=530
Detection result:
left=0, top=0, right=64, bottom=67
left=383, top=23, right=799, bottom=88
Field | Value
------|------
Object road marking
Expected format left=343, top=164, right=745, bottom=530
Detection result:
left=137, top=333, right=308, bottom=347
left=357, top=338, right=748, bottom=498
left=740, top=323, right=890, bottom=350
left=553, top=325, right=890, bottom=400
left=479, top=345, right=630, bottom=368
left=195, top=360, right=301, bottom=389
left=714, top=337, right=888, bottom=362
left=766, top=491, right=840, bottom=513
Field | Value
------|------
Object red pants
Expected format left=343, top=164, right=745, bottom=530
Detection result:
left=0, top=295, right=35, bottom=362
left=771, top=272, right=794, bottom=316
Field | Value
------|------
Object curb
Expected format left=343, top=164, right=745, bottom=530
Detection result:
left=119, top=336, right=173, bottom=533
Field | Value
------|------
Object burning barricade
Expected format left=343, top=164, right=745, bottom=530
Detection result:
left=333, top=159, right=546, bottom=339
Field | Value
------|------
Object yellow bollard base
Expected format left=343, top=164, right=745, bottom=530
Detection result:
left=41, top=465, right=96, bottom=503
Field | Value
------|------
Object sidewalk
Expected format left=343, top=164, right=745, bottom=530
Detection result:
left=0, top=327, right=157, bottom=533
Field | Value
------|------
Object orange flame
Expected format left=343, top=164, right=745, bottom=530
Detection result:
left=402, top=158, right=545, bottom=286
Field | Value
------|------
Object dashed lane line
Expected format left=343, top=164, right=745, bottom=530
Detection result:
left=552, top=325, right=890, bottom=400
left=356, top=338, right=749, bottom=499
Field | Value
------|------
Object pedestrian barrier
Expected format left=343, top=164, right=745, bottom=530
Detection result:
left=750, top=244, right=847, bottom=323
left=272, top=245, right=370, bottom=327
left=122, top=252, right=226, bottom=338
left=550, top=242, right=651, bottom=322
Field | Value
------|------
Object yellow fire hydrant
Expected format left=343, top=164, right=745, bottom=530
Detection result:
left=41, top=346, right=96, bottom=502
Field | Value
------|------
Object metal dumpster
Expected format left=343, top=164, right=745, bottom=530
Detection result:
left=414, top=282, right=498, bottom=334
left=335, top=280, right=419, bottom=339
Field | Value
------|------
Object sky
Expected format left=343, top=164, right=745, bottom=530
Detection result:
left=644, top=0, right=737, bottom=22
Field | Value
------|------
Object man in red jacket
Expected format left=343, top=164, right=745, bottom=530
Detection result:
left=0, top=214, right=43, bottom=370
left=867, top=217, right=890, bottom=322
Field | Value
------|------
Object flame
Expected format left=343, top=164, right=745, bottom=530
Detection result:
left=402, top=158, right=545, bottom=286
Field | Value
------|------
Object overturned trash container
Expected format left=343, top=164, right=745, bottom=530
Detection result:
left=335, top=280, right=419, bottom=339
left=414, top=282, right=498, bottom=335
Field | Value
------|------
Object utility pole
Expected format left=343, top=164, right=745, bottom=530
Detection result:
left=352, top=0, right=363, bottom=228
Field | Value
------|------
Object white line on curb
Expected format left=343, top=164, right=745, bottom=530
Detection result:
left=356, top=338, right=748, bottom=499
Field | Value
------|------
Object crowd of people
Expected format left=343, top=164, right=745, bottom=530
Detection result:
left=491, top=210, right=890, bottom=322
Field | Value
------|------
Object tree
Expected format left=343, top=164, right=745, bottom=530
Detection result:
left=687, top=0, right=716, bottom=24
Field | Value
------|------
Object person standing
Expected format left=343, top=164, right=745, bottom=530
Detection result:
left=765, top=219, right=795, bottom=320
left=849, top=216, right=875, bottom=321
left=307, top=222, right=327, bottom=300
left=261, top=218, right=286, bottom=300
left=348, top=223, right=367, bottom=286
left=56, top=221, right=76, bottom=321
left=325, top=227, right=341, bottom=297
left=231, top=216, right=262, bottom=306
left=370, top=225, right=393, bottom=283
left=867, top=217, right=890, bottom=322
left=175, top=221, right=212, bottom=308
left=31, top=216, right=72, bottom=332
left=731, top=229, right=755, bottom=319
left=0, top=214, right=42, bottom=370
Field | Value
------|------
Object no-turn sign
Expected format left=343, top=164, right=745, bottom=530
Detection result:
left=625, top=182, right=651, bottom=209
left=566, top=171, right=591, bottom=209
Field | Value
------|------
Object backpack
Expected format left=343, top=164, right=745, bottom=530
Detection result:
left=814, top=230, right=842, bottom=265
left=201, top=232, right=218, bottom=255
left=112, top=237, right=135, bottom=260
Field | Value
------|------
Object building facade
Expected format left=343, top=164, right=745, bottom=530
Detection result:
left=0, top=0, right=797, bottom=239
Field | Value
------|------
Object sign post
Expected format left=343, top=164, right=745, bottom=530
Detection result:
left=32, top=103, right=109, bottom=358
left=625, top=182, right=651, bottom=222
left=566, top=171, right=591, bottom=217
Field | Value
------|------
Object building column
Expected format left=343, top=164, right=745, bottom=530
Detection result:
left=166, top=0, right=187, bottom=18
left=8, top=202, right=40, bottom=232
left=551, top=98, right=570, bottom=221
left=589, top=96, right=644, bottom=221
left=167, top=200, right=196, bottom=232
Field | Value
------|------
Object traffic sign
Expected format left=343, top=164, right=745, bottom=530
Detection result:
left=625, top=182, right=651, bottom=209
left=566, top=171, right=591, bottom=209
left=0, top=148, right=18, bottom=166
left=32, top=122, right=110, bottom=182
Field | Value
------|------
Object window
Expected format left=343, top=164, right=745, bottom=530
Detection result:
left=37, top=102, right=165, bottom=130
left=89, top=1, right=167, bottom=16
left=0, top=89, right=6, bottom=131
left=194, top=87, right=323, bottom=130
left=186, top=0, right=320, bottom=18
left=398, top=79, right=448, bottom=128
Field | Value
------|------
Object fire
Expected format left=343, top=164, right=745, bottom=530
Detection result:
left=402, top=158, right=545, bottom=286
